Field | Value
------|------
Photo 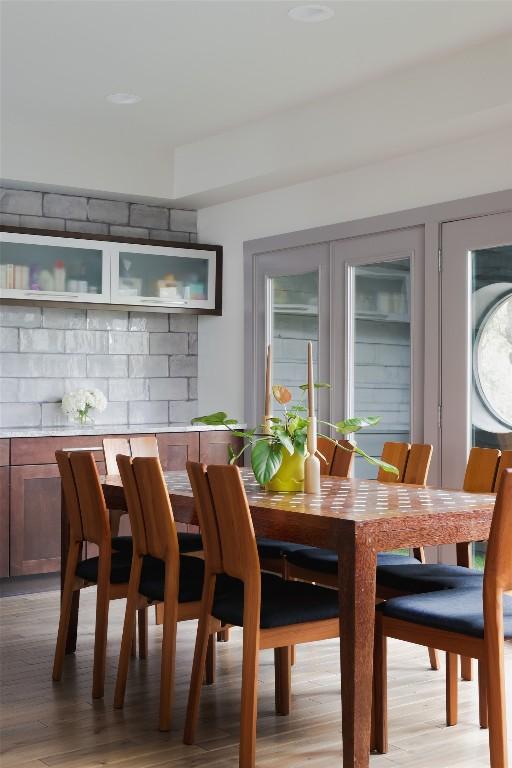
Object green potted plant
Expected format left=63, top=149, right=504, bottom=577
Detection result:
left=192, top=383, right=398, bottom=490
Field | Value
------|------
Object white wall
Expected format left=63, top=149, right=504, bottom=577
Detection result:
left=197, top=127, right=512, bottom=419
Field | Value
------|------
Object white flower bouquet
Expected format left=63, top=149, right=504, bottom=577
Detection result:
left=61, top=388, right=107, bottom=425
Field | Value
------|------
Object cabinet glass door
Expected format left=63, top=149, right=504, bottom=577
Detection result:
left=441, top=211, right=512, bottom=566
left=335, top=227, right=424, bottom=478
left=0, top=232, right=109, bottom=303
left=110, top=243, right=216, bottom=309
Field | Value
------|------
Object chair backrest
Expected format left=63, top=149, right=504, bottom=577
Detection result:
left=59, top=451, right=110, bottom=547
left=56, top=450, right=84, bottom=544
left=484, top=469, right=512, bottom=592
left=463, top=447, right=501, bottom=492
left=317, top=436, right=336, bottom=476
left=103, top=436, right=159, bottom=476
left=377, top=442, right=410, bottom=483
left=206, top=464, right=260, bottom=584
left=186, top=461, right=223, bottom=573
left=103, top=438, right=130, bottom=476
left=130, top=456, right=179, bottom=562
left=403, top=443, right=433, bottom=486
left=330, top=439, right=355, bottom=478
left=116, top=454, right=148, bottom=555
left=130, top=436, right=159, bottom=459
left=495, top=451, right=512, bottom=492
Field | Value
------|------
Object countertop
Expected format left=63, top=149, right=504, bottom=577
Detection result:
left=0, top=423, right=243, bottom=439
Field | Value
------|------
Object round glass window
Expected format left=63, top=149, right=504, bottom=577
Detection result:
left=475, top=293, right=512, bottom=428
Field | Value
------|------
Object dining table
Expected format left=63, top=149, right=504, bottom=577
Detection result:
left=61, top=468, right=496, bottom=768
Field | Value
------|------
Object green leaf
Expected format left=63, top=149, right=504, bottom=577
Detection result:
left=293, top=430, right=307, bottom=457
left=251, top=440, right=283, bottom=485
left=334, top=416, right=381, bottom=434
left=275, top=429, right=294, bottom=456
left=289, top=404, right=307, bottom=413
left=353, top=445, right=399, bottom=477
left=191, top=411, right=231, bottom=426
left=299, top=382, right=331, bottom=391
left=227, top=444, right=235, bottom=463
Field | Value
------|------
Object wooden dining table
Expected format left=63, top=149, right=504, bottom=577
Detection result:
left=61, top=468, right=496, bottom=768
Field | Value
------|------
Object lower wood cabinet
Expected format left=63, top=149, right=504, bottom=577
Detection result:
left=10, top=464, right=62, bottom=576
left=199, top=431, right=243, bottom=465
left=157, top=432, right=199, bottom=470
left=0, top=467, right=9, bottom=578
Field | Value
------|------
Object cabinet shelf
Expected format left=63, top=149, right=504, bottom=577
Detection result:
left=0, top=226, right=222, bottom=315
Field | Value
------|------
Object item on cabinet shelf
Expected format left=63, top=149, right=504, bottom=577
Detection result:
left=190, top=282, right=206, bottom=300
left=78, top=280, right=88, bottom=293
left=30, top=264, right=41, bottom=291
left=67, top=279, right=79, bottom=292
left=157, top=273, right=178, bottom=299
left=192, top=345, right=397, bottom=489
left=88, top=285, right=98, bottom=294
left=118, top=277, right=142, bottom=296
left=39, top=269, right=55, bottom=291
left=0, top=263, right=13, bottom=289
left=54, top=260, right=66, bottom=291
left=60, top=387, right=107, bottom=425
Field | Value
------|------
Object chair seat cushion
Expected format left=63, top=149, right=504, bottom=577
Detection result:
left=256, top=538, right=305, bottom=560
left=178, top=532, right=203, bottom=553
left=111, top=536, right=133, bottom=557
left=286, top=547, right=418, bottom=575
left=376, top=563, right=483, bottom=594
left=75, top=552, right=131, bottom=584
left=139, top=554, right=205, bottom=603
left=378, top=588, right=512, bottom=639
left=212, top=572, right=340, bottom=629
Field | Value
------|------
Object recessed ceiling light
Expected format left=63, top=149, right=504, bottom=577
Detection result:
left=106, top=93, right=141, bottom=105
left=288, top=4, right=334, bottom=23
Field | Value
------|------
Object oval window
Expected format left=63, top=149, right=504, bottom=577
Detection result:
left=475, top=293, right=512, bottom=428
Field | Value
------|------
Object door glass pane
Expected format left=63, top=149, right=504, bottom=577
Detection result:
left=117, top=250, right=209, bottom=301
left=353, top=259, right=411, bottom=477
left=471, top=245, right=512, bottom=568
left=0, top=240, right=103, bottom=294
left=270, top=272, right=318, bottom=415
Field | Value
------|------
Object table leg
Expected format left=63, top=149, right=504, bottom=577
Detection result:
left=61, top=488, right=80, bottom=654
left=456, top=542, right=473, bottom=681
left=339, top=528, right=377, bottom=768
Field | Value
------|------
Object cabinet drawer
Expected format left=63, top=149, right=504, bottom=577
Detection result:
left=0, top=466, right=9, bottom=577
left=156, top=432, right=199, bottom=471
left=199, top=431, right=243, bottom=465
left=11, top=435, right=112, bottom=465
left=0, top=439, right=9, bottom=466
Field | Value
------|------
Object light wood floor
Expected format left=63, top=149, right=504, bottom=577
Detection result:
left=1, top=587, right=511, bottom=768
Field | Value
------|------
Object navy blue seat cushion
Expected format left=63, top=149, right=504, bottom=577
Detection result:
left=139, top=554, right=205, bottom=603
left=178, top=532, right=203, bottom=553
left=111, top=536, right=133, bottom=557
left=256, top=538, right=305, bottom=559
left=75, top=552, right=131, bottom=584
left=377, top=563, right=483, bottom=594
left=378, top=588, right=512, bottom=639
left=286, top=547, right=418, bottom=575
left=212, top=572, right=340, bottom=629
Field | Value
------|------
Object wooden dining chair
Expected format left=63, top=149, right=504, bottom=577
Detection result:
left=53, top=450, right=146, bottom=699
left=317, top=435, right=337, bottom=475
left=184, top=462, right=341, bottom=767
left=114, top=455, right=216, bottom=731
left=495, top=450, right=512, bottom=492
left=373, top=469, right=512, bottom=768
left=377, top=441, right=411, bottom=482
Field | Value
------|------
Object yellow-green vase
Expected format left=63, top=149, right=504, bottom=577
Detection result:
left=265, top=450, right=305, bottom=493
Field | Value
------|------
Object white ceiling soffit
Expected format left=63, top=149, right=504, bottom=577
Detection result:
left=1, top=1, right=512, bottom=205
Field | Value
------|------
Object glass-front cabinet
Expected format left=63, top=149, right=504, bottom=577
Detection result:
left=0, top=232, right=109, bottom=303
left=0, top=230, right=221, bottom=313
left=110, top=243, right=217, bottom=310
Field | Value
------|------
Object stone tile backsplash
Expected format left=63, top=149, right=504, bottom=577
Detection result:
left=0, top=184, right=199, bottom=429
left=0, top=306, right=198, bottom=427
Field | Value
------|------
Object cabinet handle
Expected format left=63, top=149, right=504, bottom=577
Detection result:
left=139, top=298, right=187, bottom=305
left=24, top=291, right=80, bottom=298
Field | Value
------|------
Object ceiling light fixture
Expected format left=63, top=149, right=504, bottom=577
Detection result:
left=288, top=4, right=334, bottom=23
left=106, top=92, right=141, bottom=105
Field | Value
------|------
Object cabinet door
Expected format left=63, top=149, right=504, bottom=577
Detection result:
left=156, top=432, right=199, bottom=471
left=10, top=464, right=62, bottom=576
left=110, top=242, right=218, bottom=310
left=0, top=231, right=110, bottom=304
left=0, top=467, right=9, bottom=577
left=199, top=432, right=243, bottom=465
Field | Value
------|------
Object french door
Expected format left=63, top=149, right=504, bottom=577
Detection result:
left=441, top=211, right=512, bottom=565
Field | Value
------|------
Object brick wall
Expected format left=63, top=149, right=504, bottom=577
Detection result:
left=0, top=185, right=199, bottom=428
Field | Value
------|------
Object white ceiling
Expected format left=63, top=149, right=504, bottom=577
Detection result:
left=1, top=0, right=512, bottom=204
